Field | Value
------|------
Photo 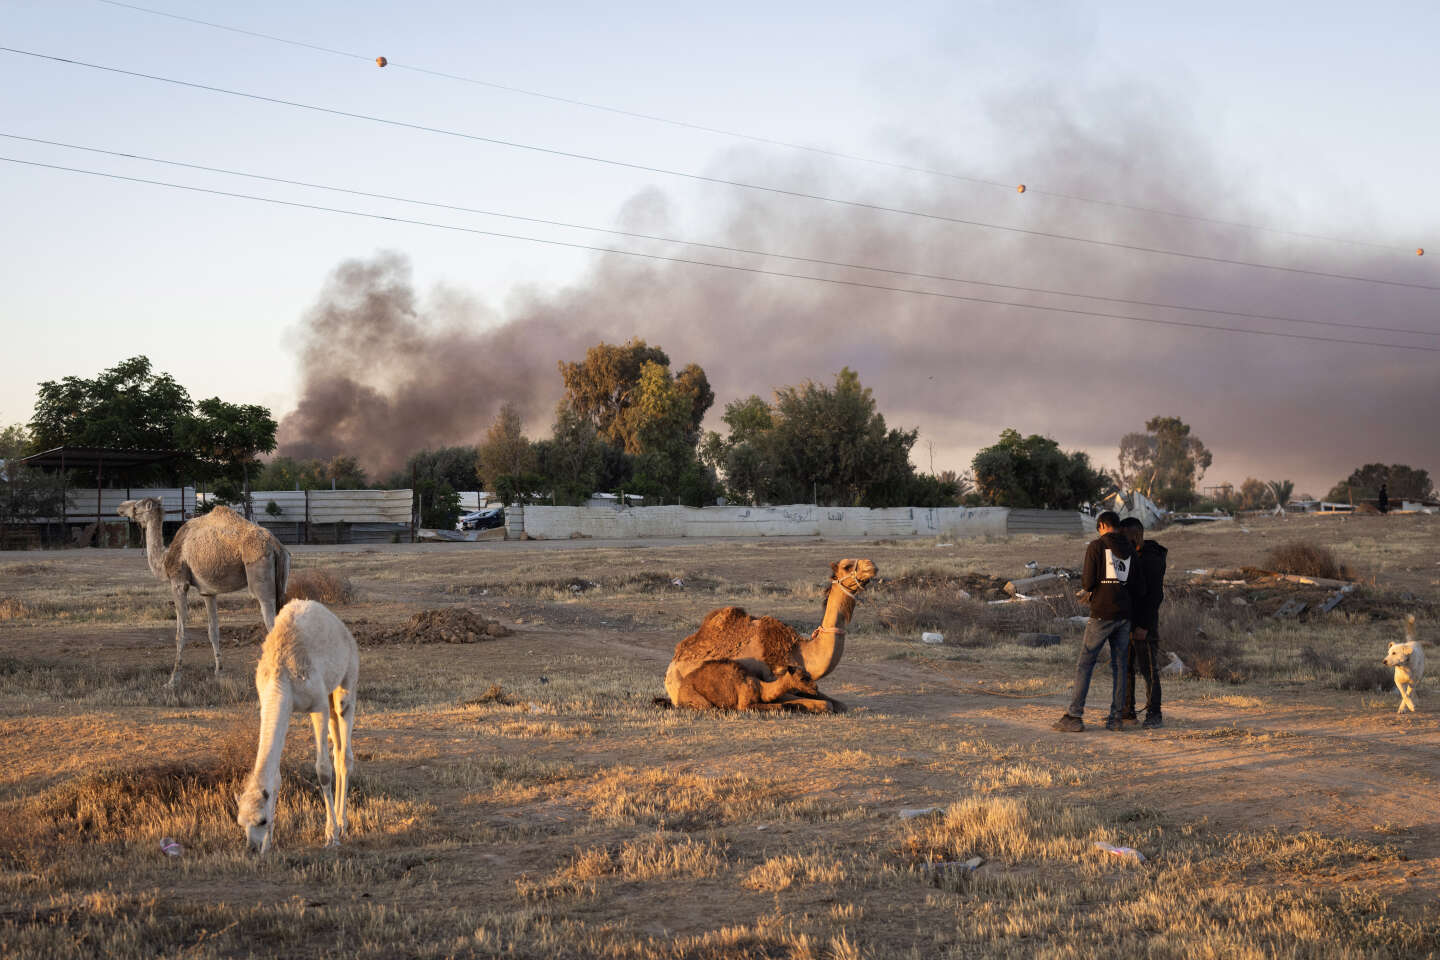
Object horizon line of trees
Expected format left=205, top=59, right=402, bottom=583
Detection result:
left=4, top=354, right=1434, bottom=533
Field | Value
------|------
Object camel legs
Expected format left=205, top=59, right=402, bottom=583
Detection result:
left=169, top=582, right=191, bottom=687
left=246, top=558, right=279, bottom=631
left=329, top=686, right=354, bottom=842
left=202, top=595, right=223, bottom=676
left=310, top=711, right=339, bottom=845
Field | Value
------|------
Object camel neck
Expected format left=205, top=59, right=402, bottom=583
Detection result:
left=248, top=682, right=293, bottom=796
left=142, top=514, right=167, bottom=579
left=800, top=585, right=857, bottom=679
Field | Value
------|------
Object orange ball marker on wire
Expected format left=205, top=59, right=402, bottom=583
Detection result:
left=1418, top=248, right=1425, bottom=256
left=1016, top=184, right=1026, bottom=194
left=376, top=56, right=388, bottom=67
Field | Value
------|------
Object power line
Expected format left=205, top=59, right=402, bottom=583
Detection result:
left=6, top=154, right=1437, bottom=354
left=92, top=0, right=1424, bottom=256
left=4, top=45, right=1436, bottom=294
left=7, top=131, right=1436, bottom=341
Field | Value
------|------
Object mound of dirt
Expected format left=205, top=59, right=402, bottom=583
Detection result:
left=372, top=607, right=512, bottom=645
left=224, top=608, right=512, bottom=646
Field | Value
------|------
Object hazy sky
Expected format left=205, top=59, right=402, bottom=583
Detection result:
left=3, top=0, right=1437, bottom=494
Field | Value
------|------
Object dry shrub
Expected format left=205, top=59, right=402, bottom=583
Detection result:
left=284, top=568, right=355, bottom=605
left=0, top=596, right=32, bottom=620
left=1298, top=646, right=1390, bottom=690
left=1160, top=598, right=1248, bottom=683
left=1336, top=661, right=1393, bottom=692
left=1264, top=541, right=1350, bottom=580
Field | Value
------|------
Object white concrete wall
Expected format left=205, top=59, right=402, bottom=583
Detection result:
left=520, top=504, right=1011, bottom=540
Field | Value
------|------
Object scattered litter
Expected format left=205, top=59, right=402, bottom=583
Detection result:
left=538, top=676, right=550, bottom=684
left=936, top=542, right=954, bottom=547
left=755, top=825, right=769, bottom=832
left=1272, top=599, right=1307, bottom=620
left=528, top=703, right=544, bottom=714
left=956, top=589, right=971, bottom=601
left=921, top=632, right=945, bottom=645
left=1019, top=633, right=1062, bottom=648
left=1024, top=560, right=1038, bottom=571
left=671, top=578, right=685, bottom=587
left=899, top=807, right=944, bottom=820
left=159, top=837, right=183, bottom=857
left=1093, top=841, right=1145, bottom=863
left=1319, top=585, right=1354, bottom=614
left=1231, top=596, right=1249, bottom=606
left=988, top=594, right=1039, bottom=605
left=1160, top=652, right=1186, bottom=677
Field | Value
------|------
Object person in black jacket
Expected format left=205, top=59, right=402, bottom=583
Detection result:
left=1119, top=517, right=1167, bottom=728
left=1054, top=511, right=1143, bottom=733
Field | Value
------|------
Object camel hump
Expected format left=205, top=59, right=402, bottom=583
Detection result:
left=671, top=606, right=755, bottom=661
left=178, top=506, right=277, bottom=567
left=751, top=616, right=803, bottom=667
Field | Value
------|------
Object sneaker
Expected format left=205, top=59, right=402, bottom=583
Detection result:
left=1052, top=714, right=1084, bottom=733
left=1104, top=717, right=1124, bottom=732
left=1142, top=712, right=1164, bottom=729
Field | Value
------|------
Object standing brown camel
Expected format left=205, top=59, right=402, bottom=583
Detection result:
left=664, top=559, right=877, bottom=713
left=119, top=498, right=290, bottom=686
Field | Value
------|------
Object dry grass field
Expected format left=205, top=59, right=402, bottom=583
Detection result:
left=1, top=513, right=1437, bottom=958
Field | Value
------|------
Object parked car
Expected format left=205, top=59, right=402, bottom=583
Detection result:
left=458, top=506, right=505, bottom=531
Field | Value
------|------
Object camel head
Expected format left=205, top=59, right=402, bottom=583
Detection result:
left=236, top=783, right=277, bottom=855
left=830, top=558, right=878, bottom=595
left=117, top=497, right=163, bottom=524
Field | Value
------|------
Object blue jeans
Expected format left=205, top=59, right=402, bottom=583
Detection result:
left=1066, top=618, right=1130, bottom=720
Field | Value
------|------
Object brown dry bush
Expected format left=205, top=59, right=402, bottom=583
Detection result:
left=284, top=568, right=355, bottom=605
left=1160, top=598, right=1249, bottom=683
left=1264, top=541, right=1351, bottom=580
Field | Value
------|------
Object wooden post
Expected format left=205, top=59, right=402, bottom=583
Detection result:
left=59, top=448, right=67, bottom=544
left=304, top=488, right=312, bottom=544
left=94, top=451, right=104, bottom=547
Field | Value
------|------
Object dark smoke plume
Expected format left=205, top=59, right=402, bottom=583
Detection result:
left=279, top=86, right=1438, bottom=493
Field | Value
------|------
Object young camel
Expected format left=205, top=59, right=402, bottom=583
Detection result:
left=236, top=600, right=358, bottom=854
left=671, top=661, right=821, bottom=711
left=665, top=558, right=877, bottom=713
left=118, top=498, right=290, bottom=686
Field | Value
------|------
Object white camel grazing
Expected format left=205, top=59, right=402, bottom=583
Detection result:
left=236, top=600, right=359, bottom=854
left=118, top=498, right=290, bottom=686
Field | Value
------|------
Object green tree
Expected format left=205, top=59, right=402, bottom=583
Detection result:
left=1269, top=479, right=1295, bottom=509
left=1238, top=477, right=1268, bottom=511
left=1325, top=463, right=1434, bottom=503
left=478, top=404, right=536, bottom=505
left=558, top=340, right=712, bottom=454
left=29, top=356, right=194, bottom=482
left=1, top=424, right=65, bottom=537
left=971, top=429, right=1107, bottom=509
left=707, top=369, right=922, bottom=507
left=536, top=410, right=605, bottom=505
left=1117, top=416, right=1212, bottom=508
left=254, top=455, right=368, bottom=491
left=390, top=446, right=482, bottom=493
left=177, top=398, right=277, bottom=515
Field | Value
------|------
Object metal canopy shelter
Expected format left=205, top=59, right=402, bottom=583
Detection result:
left=18, top=445, right=183, bottom=543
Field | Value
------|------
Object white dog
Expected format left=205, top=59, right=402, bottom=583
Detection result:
left=1382, top=614, right=1425, bottom=714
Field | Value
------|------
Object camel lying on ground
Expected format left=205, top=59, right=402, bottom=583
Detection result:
left=665, top=558, right=877, bottom=713
left=671, top=661, right=821, bottom=711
